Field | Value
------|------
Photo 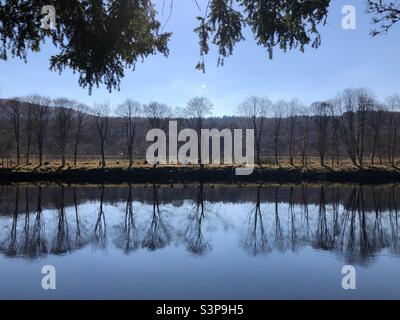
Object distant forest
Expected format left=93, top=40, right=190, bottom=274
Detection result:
left=0, top=87, right=400, bottom=168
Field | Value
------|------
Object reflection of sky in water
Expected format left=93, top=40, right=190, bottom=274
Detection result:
left=0, top=185, right=400, bottom=299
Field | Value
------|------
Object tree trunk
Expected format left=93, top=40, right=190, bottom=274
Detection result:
left=74, top=144, right=78, bottom=166
left=61, top=149, right=66, bottom=167
left=39, top=149, right=43, bottom=166
left=371, top=137, right=377, bottom=165
left=128, top=154, right=133, bottom=169
left=101, top=140, right=106, bottom=167
left=128, top=142, right=133, bottom=169
left=256, top=141, right=261, bottom=166
left=16, top=142, right=20, bottom=166
left=26, top=140, right=31, bottom=165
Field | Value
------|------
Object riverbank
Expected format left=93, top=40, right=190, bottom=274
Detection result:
left=1, top=164, right=400, bottom=184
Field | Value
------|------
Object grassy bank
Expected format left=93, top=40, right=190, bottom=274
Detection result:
left=1, top=162, right=400, bottom=184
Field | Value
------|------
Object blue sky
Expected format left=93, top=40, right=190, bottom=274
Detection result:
left=0, top=0, right=399, bottom=116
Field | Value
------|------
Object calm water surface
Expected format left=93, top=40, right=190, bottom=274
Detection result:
left=0, top=183, right=400, bottom=299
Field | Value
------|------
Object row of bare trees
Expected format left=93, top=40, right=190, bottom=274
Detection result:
left=0, top=96, right=176, bottom=168
left=238, top=88, right=400, bottom=167
left=1, top=95, right=89, bottom=167
left=1, top=88, right=400, bottom=168
left=0, top=95, right=213, bottom=168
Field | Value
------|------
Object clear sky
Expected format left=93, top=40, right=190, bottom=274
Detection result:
left=0, top=0, right=399, bottom=116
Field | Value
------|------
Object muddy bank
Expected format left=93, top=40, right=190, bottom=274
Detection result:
left=1, top=166, right=400, bottom=184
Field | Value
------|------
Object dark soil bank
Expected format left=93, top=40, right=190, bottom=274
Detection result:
left=1, top=166, right=400, bottom=184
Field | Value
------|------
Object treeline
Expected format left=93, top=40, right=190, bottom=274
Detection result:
left=0, top=88, right=400, bottom=168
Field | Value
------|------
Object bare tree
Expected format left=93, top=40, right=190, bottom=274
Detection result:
left=338, top=88, right=374, bottom=167
left=385, top=95, right=400, bottom=165
left=116, top=99, right=142, bottom=168
left=143, top=101, right=172, bottom=129
left=338, top=90, right=358, bottom=166
left=184, top=96, right=213, bottom=166
left=298, top=107, right=311, bottom=166
left=4, top=98, right=22, bottom=166
left=173, top=106, right=185, bottom=118
left=27, top=95, right=51, bottom=166
left=329, top=100, right=341, bottom=166
left=24, top=102, right=34, bottom=165
left=94, top=102, right=110, bottom=167
left=143, top=101, right=172, bottom=167
left=272, top=100, right=285, bottom=166
left=238, top=96, right=271, bottom=166
left=369, top=102, right=384, bottom=165
left=287, top=100, right=301, bottom=166
left=313, top=101, right=330, bottom=167
left=356, top=89, right=375, bottom=167
left=73, top=103, right=89, bottom=166
left=54, top=98, right=75, bottom=167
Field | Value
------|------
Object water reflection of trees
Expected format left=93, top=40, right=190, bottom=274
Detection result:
left=315, top=186, right=334, bottom=250
left=184, top=183, right=211, bottom=255
left=6, top=186, right=19, bottom=256
left=28, top=186, right=48, bottom=257
left=92, top=186, right=107, bottom=250
left=142, top=183, right=171, bottom=251
left=51, top=186, right=71, bottom=254
left=73, top=187, right=89, bottom=249
left=242, top=186, right=270, bottom=256
left=0, top=184, right=399, bottom=264
left=113, top=185, right=140, bottom=253
left=239, top=184, right=400, bottom=263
